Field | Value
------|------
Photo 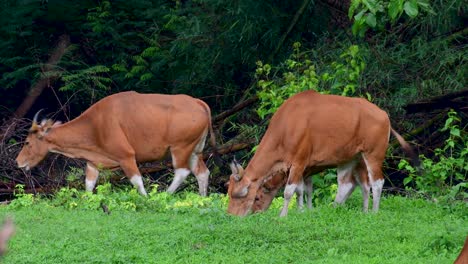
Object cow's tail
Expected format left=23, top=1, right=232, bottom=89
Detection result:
left=200, top=100, right=223, bottom=167
left=391, top=128, right=421, bottom=169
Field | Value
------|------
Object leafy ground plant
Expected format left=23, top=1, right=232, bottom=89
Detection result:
left=0, top=188, right=466, bottom=263
left=399, top=110, right=467, bottom=200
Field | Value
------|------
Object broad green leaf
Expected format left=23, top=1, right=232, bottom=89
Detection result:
left=362, top=0, right=377, bottom=14
left=366, top=13, right=377, bottom=27
left=450, top=128, right=461, bottom=137
left=348, top=0, right=362, bottom=19
left=354, top=9, right=366, bottom=21
left=404, top=0, right=419, bottom=18
left=388, top=0, right=404, bottom=21
left=403, top=177, right=413, bottom=185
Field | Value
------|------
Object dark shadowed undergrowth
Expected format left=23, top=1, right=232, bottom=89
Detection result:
left=0, top=188, right=466, bottom=264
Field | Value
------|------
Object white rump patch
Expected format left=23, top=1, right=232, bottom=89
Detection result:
left=189, top=154, right=199, bottom=172
left=194, top=131, right=208, bottom=153
left=130, top=175, right=147, bottom=196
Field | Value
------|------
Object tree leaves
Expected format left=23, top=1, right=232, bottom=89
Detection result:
left=404, top=0, right=419, bottom=18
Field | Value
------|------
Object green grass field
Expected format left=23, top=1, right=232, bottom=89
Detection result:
left=0, top=191, right=466, bottom=264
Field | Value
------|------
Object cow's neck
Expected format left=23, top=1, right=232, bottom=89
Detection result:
left=45, top=119, right=96, bottom=159
left=244, top=141, right=284, bottom=184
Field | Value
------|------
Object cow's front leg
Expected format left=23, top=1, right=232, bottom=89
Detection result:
left=295, top=180, right=305, bottom=212
left=85, top=163, right=99, bottom=192
left=120, top=158, right=147, bottom=196
left=304, top=176, right=313, bottom=209
left=279, top=164, right=305, bottom=217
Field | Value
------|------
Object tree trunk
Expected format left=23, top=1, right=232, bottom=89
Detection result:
left=13, top=34, right=71, bottom=119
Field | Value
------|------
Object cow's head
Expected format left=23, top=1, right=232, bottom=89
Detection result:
left=16, top=111, right=61, bottom=170
left=227, top=161, right=260, bottom=216
left=251, top=173, right=285, bottom=213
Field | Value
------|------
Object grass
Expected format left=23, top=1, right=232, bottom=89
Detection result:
left=0, top=191, right=466, bottom=264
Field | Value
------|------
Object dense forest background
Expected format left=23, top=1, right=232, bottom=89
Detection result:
left=0, top=0, right=466, bottom=200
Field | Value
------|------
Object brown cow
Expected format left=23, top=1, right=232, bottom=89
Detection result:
left=227, top=90, right=418, bottom=216
left=455, top=235, right=468, bottom=264
left=16, top=91, right=216, bottom=196
left=248, top=158, right=370, bottom=216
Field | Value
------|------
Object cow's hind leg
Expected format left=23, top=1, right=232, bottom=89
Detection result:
left=361, top=152, right=385, bottom=212
left=334, top=160, right=358, bottom=206
left=120, top=158, right=147, bottom=196
left=85, top=163, right=99, bottom=192
left=189, top=131, right=210, bottom=196
left=279, top=164, right=305, bottom=217
left=190, top=155, right=210, bottom=196
left=304, top=176, right=313, bottom=209
left=295, top=180, right=305, bottom=212
left=167, top=145, right=194, bottom=194
left=354, top=161, right=370, bottom=212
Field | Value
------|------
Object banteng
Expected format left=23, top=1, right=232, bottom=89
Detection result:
left=248, top=158, right=369, bottom=216
left=227, top=90, right=418, bottom=216
left=16, top=91, right=216, bottom=196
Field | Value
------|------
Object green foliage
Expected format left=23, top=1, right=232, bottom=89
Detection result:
left=255, top=42, right=319, bottom=119
left=321, top=45, right=367, bottom=97
left=255, top=43, right=367, bottom=119
left=9, top=184, right=35, bottom=208
left=59, top=65, right=112, bottom=92
left=349, top=0, right=434, bottom=37
left=399, top=110, right=467, bottom=199
left=1, top=195, right=466, bottom=263
left=310, top=170, right=339, bottom=206
left=11, top=183, right=228, bottom=214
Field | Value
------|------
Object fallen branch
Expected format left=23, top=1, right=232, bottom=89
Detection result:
left=213, top=96, right=258, bottom=124
left=389, top=111, right=447, bottom=150
left=404, top=89, right=468, bottom=114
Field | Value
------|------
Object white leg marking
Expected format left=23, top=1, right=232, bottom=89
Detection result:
left=195, top=169, right=210, bottom=196
left=334, top=160, right=357, bottom=205
left=295, top=181, right=305, bottom=211
left=86, top=178, right=97, bottom=192
left=334, top=182, right=355, bottom=204
left=304, top=176, right=313, bottom=209
left=371, top=179, right=384, bottom=212
left=167, top=168, right=191, bottom=194
left=85, top=164, right=99, bottom=192
left=361, top=183, right=370, bottom=213
left=280, top=183, right=298, bottom=217
left=130, top=175, right=147, bottom=196
left=361, top=154, right=384, bottom=212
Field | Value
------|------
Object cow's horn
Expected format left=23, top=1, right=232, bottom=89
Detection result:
left=32, top=109, right=44, bottom=125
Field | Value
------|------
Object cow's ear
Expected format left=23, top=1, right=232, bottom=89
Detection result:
left=232, top=183, right=250, bottom=198
left=39, top=119, right=59, bottom=137
left=231, top=178, right=251, bottom=198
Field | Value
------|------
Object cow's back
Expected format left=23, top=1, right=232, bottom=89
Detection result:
left=265, top=90, right=390, bottom=166
left=78, top=91, right=210, bottom=162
